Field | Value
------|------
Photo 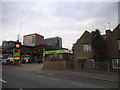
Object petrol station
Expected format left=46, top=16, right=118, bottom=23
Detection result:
left=1, top=41, right=62, bottom=64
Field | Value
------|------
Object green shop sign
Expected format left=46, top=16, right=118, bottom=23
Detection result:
left=44, top=50, right=69, bottom=55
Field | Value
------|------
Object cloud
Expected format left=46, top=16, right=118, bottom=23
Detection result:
left=1, top=2, right=118, bottom=49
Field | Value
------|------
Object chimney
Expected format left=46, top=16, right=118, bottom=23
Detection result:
left=106, top=29, right=112, bottom=36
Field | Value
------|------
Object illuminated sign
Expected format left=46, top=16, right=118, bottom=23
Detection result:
left=15, top=49, right=21, bottom=53
left=14, top=56, right=20, bottom=60
left=14, top=53, right=20, bottom=56
left=44, top=50, right=69, bottom=55
left=16, top=44, right=20, bottom=48
left=14, top=42, right=21, bottom=60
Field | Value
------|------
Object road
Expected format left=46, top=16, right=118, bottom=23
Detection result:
left=2, top=65, right=119, bottom=89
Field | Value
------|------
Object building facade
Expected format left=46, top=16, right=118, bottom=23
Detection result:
left=44, top=49, right=73, bottom=61
left=2, top=40, right=17, bottom=49
left=73, top=31, right=93, bottom=63
left=73, top=24, right=120, bottom=69
left=105, top=24, right=120, bottom=69
left=23, top=33, right=44, bottom=46
left=44, top=37, right=62, bottom=48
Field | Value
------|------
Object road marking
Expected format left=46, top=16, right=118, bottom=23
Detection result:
left=0, top=79, right=7, bottom=83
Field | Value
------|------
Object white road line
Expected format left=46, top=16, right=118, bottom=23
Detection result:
left=0, top=79, right=7, bottom=83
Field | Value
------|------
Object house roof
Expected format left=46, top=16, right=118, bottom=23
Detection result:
left=74, top=30, right=91, bottom=45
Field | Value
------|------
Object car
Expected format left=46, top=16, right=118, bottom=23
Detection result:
left=2, top=58, right=10, bottom=64
left=7, top=57, right=14, bottom=64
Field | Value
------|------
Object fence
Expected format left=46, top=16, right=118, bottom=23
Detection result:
left=43, top=61, right=119, bottom=72
left=65, top=61, right=119, bottom=72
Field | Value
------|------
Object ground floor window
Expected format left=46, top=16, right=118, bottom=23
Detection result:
left=112, top=59, right=120, bottom=69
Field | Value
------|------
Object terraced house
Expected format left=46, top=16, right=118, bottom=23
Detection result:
left=73, top=24, right=120, bottom=70
left=105, top=24, right=120, bottom=69
left=73, top=31, right=93, bottom=63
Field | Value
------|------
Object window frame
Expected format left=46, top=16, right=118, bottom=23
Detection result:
left=83, top=43, right=91, bottom=52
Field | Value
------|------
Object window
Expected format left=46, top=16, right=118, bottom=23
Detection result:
left=112, top=59, right=120, bottom=69
left=32, top=36, right=35, bottom=43
left=83, top=44, right=91, bottom=52
left=118, top=40, right=120, bottom=49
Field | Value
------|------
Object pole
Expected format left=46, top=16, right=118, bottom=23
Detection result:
left=13, top=48, right=15, bottom=64
left=17, top=22, right=22, bottom=42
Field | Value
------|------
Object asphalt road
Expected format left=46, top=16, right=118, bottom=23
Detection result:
left=2, top=65, right=119, bottom=89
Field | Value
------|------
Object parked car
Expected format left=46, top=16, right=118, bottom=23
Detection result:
left=2, top=59, right=10, bottom=64
left=7, top=57, right=14, bottom=64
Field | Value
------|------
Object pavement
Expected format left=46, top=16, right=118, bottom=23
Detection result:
left=12, top=63, right=119, bottom=83
left=14, top=63, right=43, bottom=72
left=40, top=69, right=119, bottom=83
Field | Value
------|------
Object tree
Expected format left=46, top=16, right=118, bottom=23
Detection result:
left=91, top=29, right=107, bottom=62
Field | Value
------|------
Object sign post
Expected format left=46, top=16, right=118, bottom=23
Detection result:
left=14, top=42, right=21, bottom=65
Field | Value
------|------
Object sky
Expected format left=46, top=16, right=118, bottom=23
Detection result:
left=1, top=0, right=119, bottom=50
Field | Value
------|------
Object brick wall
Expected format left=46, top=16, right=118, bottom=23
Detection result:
left=43, top=61, right=66, bottom=70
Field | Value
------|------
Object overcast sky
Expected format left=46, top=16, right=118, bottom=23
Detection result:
left=1, top=0, right=119, bottom=50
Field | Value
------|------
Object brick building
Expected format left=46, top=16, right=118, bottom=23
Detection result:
left=105, top=24, right=120, bottom=69
left=44, top=49, right=73, bottom=61
left=45, top=37, right=62, bottom=48
left=23, top=33, right=44, bottom=46
left=2, top=41, right=16, bottom=49
left=73, top=24, right=120, bottom=69
left=73, top=31, right=93, bottom=63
